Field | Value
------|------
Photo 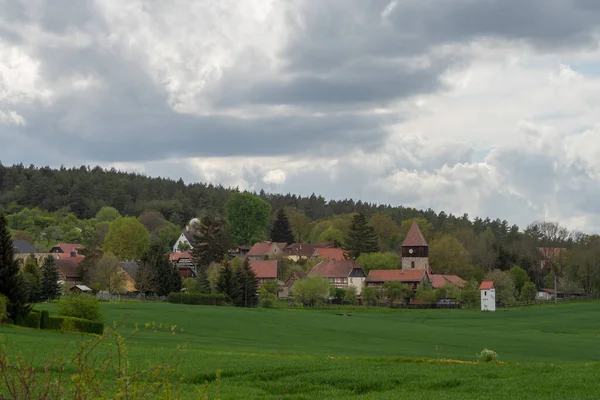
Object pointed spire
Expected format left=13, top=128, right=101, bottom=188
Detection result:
left=402, top=221, right=428, bottom=247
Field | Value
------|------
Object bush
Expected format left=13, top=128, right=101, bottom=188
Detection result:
left=57, top=294, right=102, bottom=321
left=0, top=295, right=7, bottom=323
left=259, top=286, right=277, bottom=308
left=45, top=315, right=104, bottom=335
left=477, top=348, right=498, bottom=363
left=15, top=310, right=41, bottom=329
left=167, top=292, right=227, bottom=306
left=60, top=317, right=76, bottom=334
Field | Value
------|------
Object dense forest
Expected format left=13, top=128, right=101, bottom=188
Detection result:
left=1, top=162, right=598, bottom=297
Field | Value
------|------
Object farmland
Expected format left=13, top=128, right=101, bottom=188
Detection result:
left=2, top=301, right=600, bottom=399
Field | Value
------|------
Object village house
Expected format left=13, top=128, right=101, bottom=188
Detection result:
left=249, top=260, right=278, bottom=287
left=284, top=243, right=332, bottom=262
left=12, top=240, right=51, bottom=266
left=172, top=231, right=197, bottom=253
left=120, top=262, right=139, bottom=293
left=169, top=251, right=196, bottom=278
left=430, top=274, right=466, bottom=289
left=247, top=242, right=287, bottom=260
left=55, top=258, right=83, bottom=286
left=69, top=285, right=92, bottom=294
left=50, top=243, right=85, bottom=261
left=308, top=259, right=366, bottom=295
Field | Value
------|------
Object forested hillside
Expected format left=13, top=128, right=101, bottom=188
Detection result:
left=1, top=162, right=598, bottom=295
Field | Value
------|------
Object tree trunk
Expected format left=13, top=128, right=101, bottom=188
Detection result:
left=554, top=273, right=557, bottom=304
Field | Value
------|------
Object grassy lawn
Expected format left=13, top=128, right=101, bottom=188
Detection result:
left=2, top=301, right=600, bottom=398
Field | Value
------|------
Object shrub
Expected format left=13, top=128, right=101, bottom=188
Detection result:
left=259, top=286, right=277, bottom=308
left=60, top=317, right=76, bottom=334
left=45, top=315, right=104, bottom=335
left=57, top=294, right=102, bottom=321
left=0, top=294, right=7, bottom=323
left=477, top=348, right=498, bottom=363
left=167, top=292, right=227, bottom=306
left=15, top=310, right=41, bottom=329
left=40, top=310, right=50, bottom=329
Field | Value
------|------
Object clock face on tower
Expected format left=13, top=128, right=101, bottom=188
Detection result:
left=408, top=248, right=414, bottom=254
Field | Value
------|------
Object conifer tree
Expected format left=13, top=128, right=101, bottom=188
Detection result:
left=231, top=259, right=259, bottom=307
left=344, top=213, right=380, bottom=259
left=23, top=254, right=42, bottom=302
left=270, top=209, right=295, bottom=244
left=216, top=262, right=235, bottom=300
left=142, top=243, right=182, bottom=296
left=0, top=213, right=28, bottom=319
left=195, top=266, right=212, bottom=294
left=40, top=256, right=61, bottom=301
left=192, top=215, right=231, bottom=269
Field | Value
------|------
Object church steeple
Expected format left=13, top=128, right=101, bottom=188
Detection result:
left=401, top=221, right=429, bottom=272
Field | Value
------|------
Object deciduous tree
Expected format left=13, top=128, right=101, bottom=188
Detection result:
left=93, top=254, right=127, bottom=294
left=103, top=217, right=151, bottom=261
left=225, top=193, right=271, bottom=245
left=291, top=276, right=330, bottom=306
left=356, top=252, right=400, bottom=274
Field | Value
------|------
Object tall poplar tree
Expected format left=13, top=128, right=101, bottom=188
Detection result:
left=270, top=209, right=295, bottom=244
left=0, top=213, right=29, bottom=319
left=344, top=213, right=379, bottom=259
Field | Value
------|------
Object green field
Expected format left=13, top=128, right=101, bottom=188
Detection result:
left=2, top=301, right=600, bottom=399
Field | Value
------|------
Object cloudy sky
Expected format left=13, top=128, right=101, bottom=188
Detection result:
left=2, top=0, right=600, bottom=232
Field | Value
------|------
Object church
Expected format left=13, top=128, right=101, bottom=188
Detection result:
left=364, top=221, right=466, bottom=291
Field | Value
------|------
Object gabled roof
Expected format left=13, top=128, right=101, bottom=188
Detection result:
left=249, top=260, right=278, bottom=279
left=182, top=231, right=198, bottom=245
left=402, top=221, right=428, bottom=247
left=479, top=281, right=495, bottom=290
left=51, top=243, right=85, bottom=254
left=313, top=247, right=345, bottom=261
left=366, top=269, right=427, bottom=283
left=70, top=285, right=92, bottom=292
left=248, top=242, right=286, bottom=257
left=12, top=240, right=37, bottom=254
left=284, top=271, right=307, bottom=285
left=430, top=274, right=466, bottom=289
left=169, top=251, right=192, bottom=263
left=285, top=243, right=331, bottom=258
left=55, top=259, right=82, bottom=279
left=308, top=260, right=364, bottom=279
left=120, top=262, right=139, bottom=279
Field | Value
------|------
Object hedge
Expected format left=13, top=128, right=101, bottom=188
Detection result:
left=167, top=292, right=227, bottom=306
left=40, top=310, right=50, bottom=329
left=16, top=310, right=41, bottom=329
left=45, top=315, right=104, bottom=335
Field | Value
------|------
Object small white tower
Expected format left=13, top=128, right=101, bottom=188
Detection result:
left=480, top=281, right=496, bottom=311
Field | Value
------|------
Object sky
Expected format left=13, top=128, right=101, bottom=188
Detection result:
left=2, top=0, right=600, bottom=233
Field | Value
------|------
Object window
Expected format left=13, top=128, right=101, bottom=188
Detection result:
left=411, top=261, right=415, bottom=269
left=484, top=291, right=487, bottom=296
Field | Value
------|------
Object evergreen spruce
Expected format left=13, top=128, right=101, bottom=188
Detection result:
left=270, top=209, right=295, bottom=244
left=195, top=266, right=212, bottom=294
left=40, top=256, right=61, bottom=301
left=216, top=262, right=235, bottom=300
left=344, top=213, right=380, bottom=259
left=231, top=259, right=259, bottom=307
left=191, top=215, right=231, bottom=268
left=0, top=213, right=29, bottom=320
left=142, top=243, right=182, bottom=296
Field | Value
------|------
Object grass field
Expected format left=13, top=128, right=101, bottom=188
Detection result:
left=2, top=301, right=600, bottom=398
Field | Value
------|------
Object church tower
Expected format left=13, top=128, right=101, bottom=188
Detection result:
left=401, top=221, right=429, bottom=272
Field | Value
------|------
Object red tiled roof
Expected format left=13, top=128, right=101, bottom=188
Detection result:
left=402, top=221, right=428, bottom=247
left=366, top=269, right=427, bottom=283
left=55, top=259, right=82, bottom=280
left=308, top=260, right=364, bottom=279
left=430, top=274, right=466, bottom=289
left=248, top=242, right=274, bottom=256
left=52, top=243, right=85, bottom=259
left=479, top=281, right=495, bottom=290
left=249, top=260, right=278, bottom=279
left=286, top=243, right=331, bottom=258
left=169, top=251, right=192, bottom=262
left=314, top=247, right=345, bottom=261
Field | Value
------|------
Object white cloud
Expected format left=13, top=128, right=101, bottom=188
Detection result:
left=263, top=169, right=287, bottom=185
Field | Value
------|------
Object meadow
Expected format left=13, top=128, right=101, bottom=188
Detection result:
left=2, top=301, right=600, bottom=399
